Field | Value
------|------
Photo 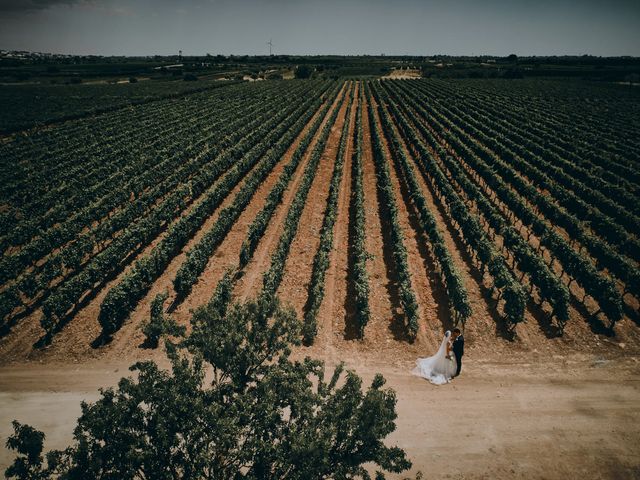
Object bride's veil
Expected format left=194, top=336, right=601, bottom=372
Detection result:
left=435, top=330, right=451, bottom=358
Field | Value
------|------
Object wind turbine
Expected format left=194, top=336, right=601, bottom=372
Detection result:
left=267, top=38, right=274, bottom=56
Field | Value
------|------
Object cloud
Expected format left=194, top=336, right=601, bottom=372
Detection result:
left=0, top=0, right=133, bottom=18
left=0, top=0, right=90, bottom=13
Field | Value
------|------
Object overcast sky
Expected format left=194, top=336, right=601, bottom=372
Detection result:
left=0, top=0, right=638, bottom=56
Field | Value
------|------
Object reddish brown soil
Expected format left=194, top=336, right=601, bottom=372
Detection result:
left=108, top=88, right=336, bottom=358
left=368, top=92, right=439, bottom=349
left=0, top=79, right=637, bottom=368
left=233, top=84, right=349, bottom=301
left=0, top=92, right=328, bottom=365
left=275, top=83, right=354, bottom=318
left=432, top=119, right=640, bottom=341
left=372, top=94, right=510, bottom=356
left=106, top=155, right=277, bottom=359
left=171, top=88, right=335, bottom=326
left=0, top=206, right=174, bottom=363
left=313, top=83, right=358, bottom=361
left=345, top=91, right=400, bottom=356
left=1, top=80, right=639, bottom=480
left=387, top=88, right=640, bottom=355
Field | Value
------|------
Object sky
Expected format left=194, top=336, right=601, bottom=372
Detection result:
left=0, top=0, right=639, bottom=57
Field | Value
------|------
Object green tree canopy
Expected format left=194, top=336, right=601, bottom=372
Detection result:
left=6, top=296, right=413, bottom=479
left=294, top=65, right=313, bottom=79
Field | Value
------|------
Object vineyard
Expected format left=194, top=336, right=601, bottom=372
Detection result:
left=1, top=77, right=639, bottom=363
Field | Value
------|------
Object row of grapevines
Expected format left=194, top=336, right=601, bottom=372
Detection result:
left=388, top=83, right=571, bottom=326
left=395, top=83, right=627, bottom=322
left=36, top=83, right=316, bottom=340
left=398, top=83, right=640, bottom=296
left=237, top=84, right=345, bottom=270
left=0, top=85, right=284, bottom=261
left=1, top=82, right=250, bottom=216
left=399, top=81, right=640, bottom=264
left=405, top=82, right=640, bottom=297
left=370, top=82, right=471, bottom=326
left=302, top=84, right=355, bottom=344
left=97, top=83, right=334, bottom=338
left=417, top=81, right=639, bottom=214
left=364, top=82, right=420, bottom=339
left=172, top=81, right=339, bottom=302
left=423, top=79, right=640, bottom=188
left=380, top=82, right=528, bottom=327
left=175, top=82, right=345, bottom=319
left=1, top=93, right=177, bottom=196
left=444, top=136, right=622, bottom=326
left=418, top=84, right=640, bottom=250
left=348, top=88, right=371, bottom=337
left=387, top=82, right=625, bottom=327
left=0, top=87, right=283, bottom=286
left=259, top=85, right=348, bottom=304
left=1, top=85, right=267, bottom=251
left=447, top=79, right=640, bottom=163
left=0, top=85, right=305, bottom=331
left=2, top=98, right=215, bottom=232
left=0, top=78, right=241, bottom=134
left=7, top=84, right=302, bottom=253
left=444, top=86, right=640, bottom=201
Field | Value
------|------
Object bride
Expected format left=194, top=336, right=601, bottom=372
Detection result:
left=412, top=330, right=457, bottom=385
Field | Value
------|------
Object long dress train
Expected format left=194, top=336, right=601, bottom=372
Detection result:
left=411, top=330, right=457, bottom=385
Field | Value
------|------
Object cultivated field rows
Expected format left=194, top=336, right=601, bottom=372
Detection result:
left=1, top=78, right=639, bottom=364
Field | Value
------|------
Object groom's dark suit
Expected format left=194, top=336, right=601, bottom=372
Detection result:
left=452, top=334, right=464, bottom=377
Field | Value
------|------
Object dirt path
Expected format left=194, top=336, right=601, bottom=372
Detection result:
left=234, top=83, right=348, bottom=301
left=1, top=353, right=638, bottom=479
left=312, top=83, right=358, bottom=361
left=354, top=90, right=400, bottom=355
left=275, top=83, right=353, bottom=319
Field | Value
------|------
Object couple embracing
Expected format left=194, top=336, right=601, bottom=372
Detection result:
left=412, top=328, right=464, bottom=385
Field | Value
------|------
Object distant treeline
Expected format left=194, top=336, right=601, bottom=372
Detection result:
left=1, top=53, right=638, bottom=82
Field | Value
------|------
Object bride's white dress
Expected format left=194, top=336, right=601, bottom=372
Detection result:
left=412, top=330, right=457, bottom=385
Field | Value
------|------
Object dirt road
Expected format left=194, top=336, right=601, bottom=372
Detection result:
left=1, top=352, right=638, bottom=479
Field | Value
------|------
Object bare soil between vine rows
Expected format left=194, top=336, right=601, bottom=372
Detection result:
left=1, top=80, right=639, bottom=478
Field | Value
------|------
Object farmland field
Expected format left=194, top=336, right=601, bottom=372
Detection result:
left=2, top=77, right=639, bottom=359
left=0, top=78, right=240, bottom=134
left=1, top=77, right=640, bottom=477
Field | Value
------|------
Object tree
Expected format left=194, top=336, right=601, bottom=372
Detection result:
left=294, top=64, right=313, bottom=79
left=6, top=297, right=413, bottom=479
left=4, top=422, right=48, bottom=480
left=141, top=292, right=184, bottom=348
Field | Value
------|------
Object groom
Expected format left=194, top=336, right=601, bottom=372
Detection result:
left=452, top=328, right=464, bottom=377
